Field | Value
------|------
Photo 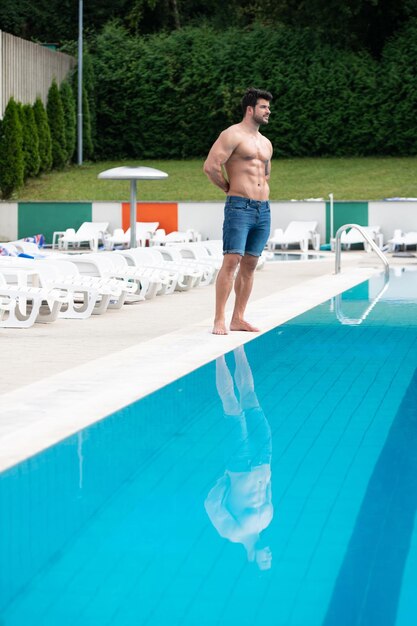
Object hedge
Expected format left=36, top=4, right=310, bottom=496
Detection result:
left=91, top=20, right=417, bottom=159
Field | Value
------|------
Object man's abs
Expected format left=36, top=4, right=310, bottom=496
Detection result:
left=225, top=153, right=270, bottom=201
left=227, top=168, right=270, bottom=201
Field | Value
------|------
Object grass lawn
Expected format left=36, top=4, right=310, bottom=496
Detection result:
left=16, top=156, right=417, bottom=202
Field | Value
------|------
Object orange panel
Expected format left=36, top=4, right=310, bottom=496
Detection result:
left=122, top=202, right=178, bottom=233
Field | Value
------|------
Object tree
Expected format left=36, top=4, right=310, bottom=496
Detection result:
left=0, top=98, right=24, bottom=198
left=82, top=86, right=94, bottom=160
left=60, top=80, right=76, bottom=162
left=22, top=104, right=41, bottom=178
left=47, top=79, right=67, bottom=169
left=33, top=97, right=53, bottom=173
left=1, top=0, right=416, bottom=54
left=250, top=0, right=417, bottom=56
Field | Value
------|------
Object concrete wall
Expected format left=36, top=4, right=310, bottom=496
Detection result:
left=369, top=202, right=417, bottom=241
left=1, top=200, right=417, bottom=246
left=92, top=203, right=121, bottom=234
left=178, top=202, right=224, bottom=239
left=0, top=202, right=18, bottom=241
left=270, top=201, right=326, bottom=240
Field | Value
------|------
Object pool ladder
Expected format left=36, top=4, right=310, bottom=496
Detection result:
left=334, top=223, right=390, bottom=276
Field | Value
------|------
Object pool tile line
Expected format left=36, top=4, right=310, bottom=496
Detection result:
left=0, top=267, right=378, bottom=472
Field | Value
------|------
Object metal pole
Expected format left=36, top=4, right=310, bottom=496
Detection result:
left=130, top=180, right=137, bottom=248
left=329, top=192, right=334, bottom=242
left=77, top=0, right=83, bottom=165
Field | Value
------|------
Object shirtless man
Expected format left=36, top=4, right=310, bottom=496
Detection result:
left=203, top=87, right=273, bottom=335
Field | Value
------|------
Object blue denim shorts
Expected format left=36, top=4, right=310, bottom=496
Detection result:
left=223, top=196, right=271, bottom=257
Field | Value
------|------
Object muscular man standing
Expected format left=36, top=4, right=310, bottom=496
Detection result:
left=203, top=87, right=273, bottom=335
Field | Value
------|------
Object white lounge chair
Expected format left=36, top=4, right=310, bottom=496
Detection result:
left=88, top=251, right=161, bottom=300
left=149, top=228, right=202, bottom=246
left=116, top=248, right=181, bottom=295
left=152, top=245, right=215, bottom=286
left=55, top=254, right=134, bottom=307
left=166, top=242, right=223, bottom=273
left=388, top=230, right=417, bottom=252
left=55, top=222, right=109, bottom=252
left=0, top=269, right=67, bottom=327
left=149, top=230, right=192, bottom=245
left=103, top=228, right=129, bottom=250
left=105, top=222, right=160, bottom=249
left=135, top=221, right=160, bottom=245
left=6, top=240, right=50, bottom=257
left=142, top=248, right=202, bottom=290
left=42, top=258, right=118, bottom=316
left=0, top=257, right=115, bottom=318
left=267, top=221, right=320, bottom=252
left=166, top=241, right=267, bottom=274
left=340, top=226, right=384, bottom=251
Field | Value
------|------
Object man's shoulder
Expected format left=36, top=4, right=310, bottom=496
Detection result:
left=221, top=122, right=245, bottom=139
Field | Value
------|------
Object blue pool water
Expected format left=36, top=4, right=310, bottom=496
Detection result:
left=2, top=267, right=417, bottom=625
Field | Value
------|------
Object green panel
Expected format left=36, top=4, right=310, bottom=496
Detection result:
left=325, top=201, right=368, bottom=243
left=18, top=202, right=92, bottom=245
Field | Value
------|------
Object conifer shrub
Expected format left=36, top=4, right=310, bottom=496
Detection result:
left=82, top=85, right=94, bottom=160
left=21, top=104, right=41, bottom=178
left=33, top=97, right=53, bottom=172
left=0, top=97, right=24, bottom=198
left=60, top=79, right=76, bottom=162
left=47, top=79, right=67, bottom=169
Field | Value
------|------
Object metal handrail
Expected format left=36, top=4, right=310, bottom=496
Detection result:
left=334, top=223, right=389, bottom=276
left=333, top=274, right=390, bottom=325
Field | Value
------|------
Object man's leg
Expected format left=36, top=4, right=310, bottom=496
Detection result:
left=215, top=354, right=241, bottom=415
left=230, top=254, right=259, bottom=332
left=213, top=253, right=241, bottom=335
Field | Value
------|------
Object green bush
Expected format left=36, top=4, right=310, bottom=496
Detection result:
left=60, top=80, right=76, bottom=163
left=33, top=97, right=53, bottom=173
left=47, top=79, right=67, bottom=169
left=21, top=104, right=41, bottom=178
left=0, top=97, right=24, bottom=198
left=91, top=20, right=417, bottom=159
left=82, top=85, right=94, bottom=160
left=377, top=18, right=417, bottom=155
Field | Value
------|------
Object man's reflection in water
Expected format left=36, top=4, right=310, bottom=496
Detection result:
left=205, top=345, right=273, bottom=571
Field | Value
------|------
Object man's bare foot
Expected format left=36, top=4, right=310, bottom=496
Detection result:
left=212, top=320, right=228, bottom=335
left=230, top=319, right=260, bottom=332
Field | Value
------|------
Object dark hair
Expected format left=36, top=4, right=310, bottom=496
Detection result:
left=241, top=87, right=273, bottom=114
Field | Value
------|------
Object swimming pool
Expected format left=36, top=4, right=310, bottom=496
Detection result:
left=1, top=267, right=417, bottom=625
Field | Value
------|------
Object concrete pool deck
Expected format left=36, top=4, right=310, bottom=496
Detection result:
left=0, top=250, right=413, bottom=471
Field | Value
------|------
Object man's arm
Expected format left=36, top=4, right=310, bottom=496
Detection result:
left=203, top=128, right=238, bottom=193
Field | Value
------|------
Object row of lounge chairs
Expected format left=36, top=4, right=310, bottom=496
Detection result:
left=267, top=222, right=417, bottom=253
left=52, top=220, right=417, bottom=256
left=50, top=219, right=417, bottom=256
left=0, top=240, right=265, bottom=329
left=53, top=222, right=202, bottom=252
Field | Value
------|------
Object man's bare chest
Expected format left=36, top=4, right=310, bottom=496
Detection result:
left=232, top=136, right=270, bottom=163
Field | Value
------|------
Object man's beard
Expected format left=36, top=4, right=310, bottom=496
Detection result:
left=253, top=113, right=269, bottom=125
